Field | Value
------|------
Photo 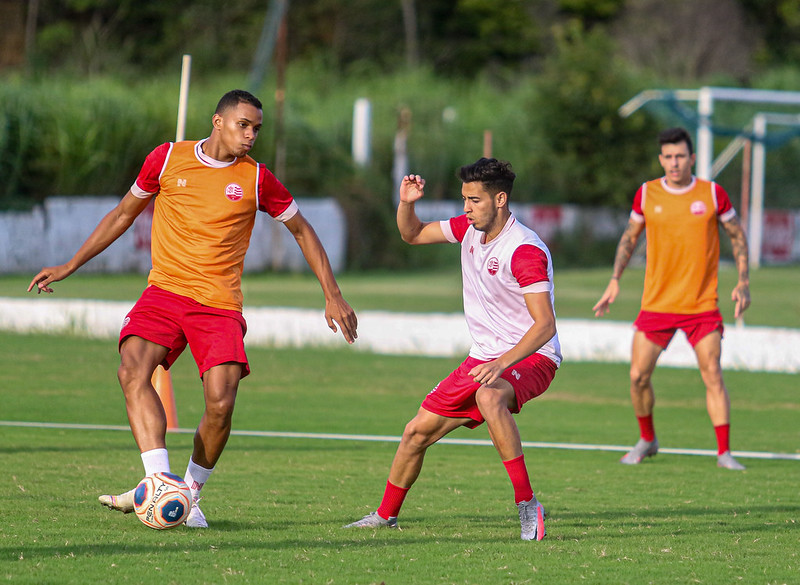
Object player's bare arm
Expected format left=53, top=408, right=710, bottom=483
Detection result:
left=283, top=212, right=358, bottom=343
left=469, top=292, right=556, bottom=387
left=28, top=191, right=151, bottom=294
left=721, top=215, right=751, bottom=318
left=593, top=219, right=644, bottom=317
left=397, top=175, right=448, bottom=245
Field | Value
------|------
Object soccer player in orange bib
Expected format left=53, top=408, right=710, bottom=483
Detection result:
left=593, top=127, right=750, bottom=470
left=28, top=90, right=358, bottom=526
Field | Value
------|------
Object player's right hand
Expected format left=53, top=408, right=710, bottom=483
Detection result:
left=399, top=175, right=425, bottom=203
left=27, top=265, right=71, bottom=294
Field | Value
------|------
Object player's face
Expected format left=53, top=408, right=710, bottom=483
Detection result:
left=462, top=181, right=502, bottom=234
left=213, top=103, right=263, bottom=160
left=658, top=141, right=695, bottom=188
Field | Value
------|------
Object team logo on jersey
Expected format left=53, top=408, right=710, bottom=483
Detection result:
left=690, top=200, right=707, bottom=215
left=225, top=183, right=244, bottom=201
left=487, top=257, right=500, bottom=276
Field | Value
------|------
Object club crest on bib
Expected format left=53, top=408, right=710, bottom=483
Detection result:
left=487, top=257, right=500, bottom=276
left=690, top=200, right=707, bottom=215
left=225, top=183, right=244, bottom=202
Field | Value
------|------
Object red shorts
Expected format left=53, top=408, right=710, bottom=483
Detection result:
left=119, top=285, right=250, bottom=378
left=633, top=309, right=724, bottom=349
left=421, top=353, right=557, bottom=429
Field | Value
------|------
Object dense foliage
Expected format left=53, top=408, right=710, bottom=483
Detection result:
left=3, top=0, right=800, bottom=268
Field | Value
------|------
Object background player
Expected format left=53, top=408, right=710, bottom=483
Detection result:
left=345, top=158, right=561, bottom=540
left=593, top=127, right=750, bottom=470
left=28, top=89, right=358, bottom=526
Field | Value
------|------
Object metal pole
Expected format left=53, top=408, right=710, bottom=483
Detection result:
left=749, top=114, right=766, bottom=269
left=696, top=87, right=714, bottom=180
left=352, top=98, right=372, bottom=167
left=740, top=139, right=751, bottom=235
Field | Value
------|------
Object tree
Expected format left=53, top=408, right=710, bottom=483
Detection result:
left=612, top=0, right=759, bottom=83
left=528, top=23, right=657, bottom=207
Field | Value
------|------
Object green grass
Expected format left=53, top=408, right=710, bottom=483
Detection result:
left=3, top=264, right=799, bottom=326
left=1, top=331, right=798, bottom=584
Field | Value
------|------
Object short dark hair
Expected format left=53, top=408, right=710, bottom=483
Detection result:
left=215, top=89, right=263, bottom=114
left=458, top=158, right=516, bottom=197
left=659, top=127, right=693, bottom=155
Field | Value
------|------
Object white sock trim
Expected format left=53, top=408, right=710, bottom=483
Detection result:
left=184, top=459, right=214, bottom=498
left=141, top=448, right=170, bottom=476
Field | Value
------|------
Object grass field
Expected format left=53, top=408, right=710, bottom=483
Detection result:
left=1, top=268, right=798, bottom=584
left=2, top=328, right=798, bottom=584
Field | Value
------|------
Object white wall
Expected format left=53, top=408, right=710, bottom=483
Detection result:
left=0, top=196, right=347, bottom=274
left=0, top=297, right=797, bottom=373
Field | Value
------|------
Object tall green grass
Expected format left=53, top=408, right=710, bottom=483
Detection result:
left=1, top=332, right=798, bottom=584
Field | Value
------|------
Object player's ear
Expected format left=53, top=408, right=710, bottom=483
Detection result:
left=212, top=113, right=223, bottom=131
left=495, top=191, right=508, bottom=208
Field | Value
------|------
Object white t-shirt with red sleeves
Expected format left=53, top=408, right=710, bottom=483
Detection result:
left=440, top=213, right=561, bottom=366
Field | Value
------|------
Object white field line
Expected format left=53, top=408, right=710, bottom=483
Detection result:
left=1, top=420, right=798, bottom=461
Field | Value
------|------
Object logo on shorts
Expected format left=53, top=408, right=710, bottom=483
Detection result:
left=690, top=200, right=707, bottom=215
left=511, top=369, right=521, bottom=380
left=487, top=257, right=499, bottom=276
left=225, top=183, right=244, bottom=201
left=122, top=316, right=131, bottom=328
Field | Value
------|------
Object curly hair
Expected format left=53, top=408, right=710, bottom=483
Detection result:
left=458, top=157, right=516, bottom=197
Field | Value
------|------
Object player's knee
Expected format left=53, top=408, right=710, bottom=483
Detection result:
left=629, top=368, right=651, bottom=390
left=204, top=393, right=236, bottom=423
left=475, top=386, right=505, bottom=414
left=117, top=361, right=151, bottom=391
left=401, top=420, right=433, bottom=451
left=700, top=363, right=724, bottom=385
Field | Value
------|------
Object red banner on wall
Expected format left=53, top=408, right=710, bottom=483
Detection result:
left=761, top=210, right=794, bottom=264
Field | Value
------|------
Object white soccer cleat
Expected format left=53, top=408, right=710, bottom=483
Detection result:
left=717, top=451, right=746, bottom=470
left=620, top=438, right=659, bottom=465
left=343, top=511, right=398, bottom=529
left=99, top=488, right=136, bottom=514
left=184, top=498, right=208, bottom=528
left=517, top=497, right=546, bottom=541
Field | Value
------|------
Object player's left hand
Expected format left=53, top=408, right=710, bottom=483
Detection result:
left=731, top=281, right=751, bottom=319
left=325, top=295, right=358, bottom=344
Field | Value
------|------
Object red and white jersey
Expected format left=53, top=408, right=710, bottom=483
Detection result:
left=440, top=213, right=561, bottom=366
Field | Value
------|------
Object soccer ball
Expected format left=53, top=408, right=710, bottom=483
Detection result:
left=133, top=472, right=192, bottom=530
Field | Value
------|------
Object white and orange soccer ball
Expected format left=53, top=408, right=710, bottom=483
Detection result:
left=133, top=472, right=192, bottom=529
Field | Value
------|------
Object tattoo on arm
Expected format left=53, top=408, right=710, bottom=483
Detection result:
left=722, top=216, right=750, bottom=282
left=612, top=222, right=642, bottom=278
